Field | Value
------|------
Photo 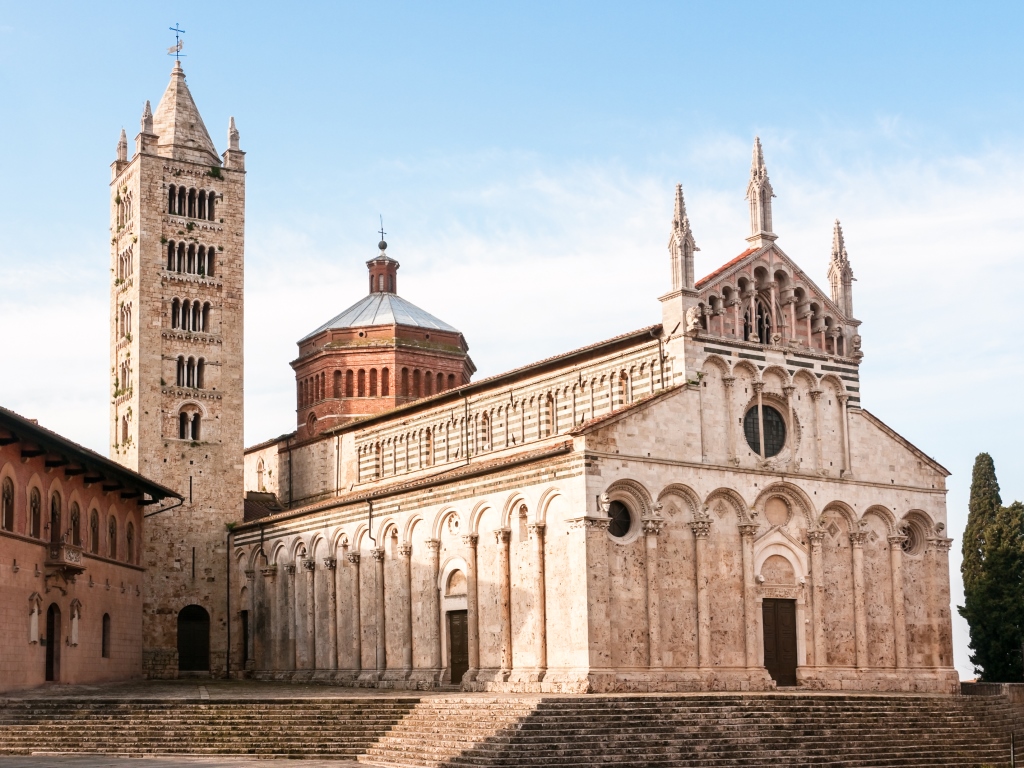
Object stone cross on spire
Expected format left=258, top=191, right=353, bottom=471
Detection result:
left=827, top=219, right=855, bottom=317
left=745, top=136, right=776, bottom=247
left=668, top=184, right=699, bottom=291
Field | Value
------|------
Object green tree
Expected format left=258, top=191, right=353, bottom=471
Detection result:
left=959, top=453, right=1024, bottom=681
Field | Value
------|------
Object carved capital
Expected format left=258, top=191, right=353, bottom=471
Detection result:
left=371, top=549, right=386, bottom=562
left=322, top=557, right=337, bottom=571
left=849, top=531, right=868, bottom=547
left=931, top=537, right=954, bottom=554
left=461, top=533, right=479, bottom=549
left=284, top=564, right=296, bottom=575
left=738, top=523, right=759, bottom=538
left=642, top=519, right=665, bottom=536
left=494, top=528, right=512, bottom=545
left=838, top=394, right=849, bottom=404
left=425, top=538, right=441, bottom=552
left=301, top=558, right=316, bottom=571
left=809, top=389, right=823, bottom=401
left=782, top=385, right=795, bottom=397
left=260, top=565, right=277, bottom=579
left=398, top=544, right=413, bottom=558
left=244, top=569, right=255, bottom=581
left=888, top=534, right=908, bottom=548
left=722, top=376, right=736, bottom=389
left=807, top=529, right=825, bottom=546
left=568, top=516, right=611, bottom=531
left=690, top=520, right=711, bottom=538
left=752, top=382, right=764, bottom=394
left=346, top=552, right=361, bottom=565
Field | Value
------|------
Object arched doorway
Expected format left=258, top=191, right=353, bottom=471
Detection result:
left=177, top=604, right=210, bottom=672
left=45, top=603, right=61, bottom=682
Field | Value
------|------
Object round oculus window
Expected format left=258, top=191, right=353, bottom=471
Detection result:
left=607, top=500, right=632, bottom=538
left=743, top=405, right=786, bottom=457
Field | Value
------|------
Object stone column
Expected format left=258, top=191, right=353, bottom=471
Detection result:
left=372, top=548, right=386, bottom=676
left=849, top=529, right=868, bottom=669
left=739, top=521, right=760, bottom=668
left=323, top=557, right=338, bottom=670
left=245, top=569, right=256, bottom=669
left=748, top=290, right=759, bottom=342
left=887, top=533, right=908, bottom=669
left=691, top=514, right=712, bottom=668
left=933, top=537, right=954, bottom=668
left=807, top=530, right=826, bottom=668
left=282, top=564, right=296, bottom=670
left=258, top=565, right=276, bottom=670
left=496, top=528, right=513, bottom=678
left=643, top=519, right=664, bottom=669
left=838, top=394, right=852, bottom=476
left=462, top=534, right=480, bottom=679
left=527, top=523, right=547, bottom=677
left=723, top=377, right=737, bottom=464
left=809, top=389, right=824, bottom=474
left=783, top=385, right=796, bottom=470
left=302, top=558, right=316, bottom=669
left=753, top=382, right=766, bottom=458
left=398, top=544, right=414, bottom=673
left=346, top=552, right=362, bottom=673
left=426, top=539, right=442, bottom=674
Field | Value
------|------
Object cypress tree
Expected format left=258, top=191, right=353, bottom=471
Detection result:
left=959, top=454, right=1024, bottom=681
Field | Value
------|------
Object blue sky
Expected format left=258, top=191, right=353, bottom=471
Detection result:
left=1, top=2, right=1022, bottom=678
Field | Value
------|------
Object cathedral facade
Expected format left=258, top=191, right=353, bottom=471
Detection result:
left=232, top=140, right=957, bottom=694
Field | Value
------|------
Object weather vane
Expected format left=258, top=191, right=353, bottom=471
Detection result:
left=167, top=24, right=186, bottom=61
left=378, top=216, right=387, bottom=246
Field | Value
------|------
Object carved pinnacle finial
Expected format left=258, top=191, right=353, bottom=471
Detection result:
left=117, top=128, right=127, bottom=162
left=228, top=116, right=240, bottom=150
left=832, top=219, right=846, bottom=261
left=674, top=183, right=686, bottom=225
left=751, top=136, right=765, bottom=176
left=141, top=100, right=153, bottom=134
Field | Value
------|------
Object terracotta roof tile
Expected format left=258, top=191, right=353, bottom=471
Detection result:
left=695, top=248, right=759, bottom=288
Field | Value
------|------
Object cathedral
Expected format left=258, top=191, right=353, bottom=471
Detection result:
left=97, top=63, right=956, bottom=693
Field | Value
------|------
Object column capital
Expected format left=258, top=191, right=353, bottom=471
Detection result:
left=642, top=518, right=665, bottom=536
left=494, top=528, right=512, bottom=544
left=888, top=534, right=908, bottom=548
left=527, top=522, right=546, bottom=538
left=425, top=538, right=441, bottom=552
left=322, top=557, right=337, bottom=570
left=284, top=564, right=296, bottom=575
left=849, top=531, right=868, bottom=547
left=690, top=520, right=712, bottom=538
left=752, top=382, right=764, bottom=394
left=808, top=529, right=826, bottom=545
left=301, top=558, right=316, bottom=571
left=722, top=376, right=736, bottom=388
left=930, top=537, right=954, bottom=553
left=809, top=389, right=823, bottom=401
left=738, top=523, right=759, bottom=538
left=838, top=393, right=850, bottom=404
left=260, top=565, right=277, bottom=579
left=568, top=516, right=611, bottom=531
left=461, top=533, right=479, bottom=549
left=782, top=385, right=795, bottom=397
left=244, top=569, right=255, bottom=581
left=346, top=552, right=361, bottom=565
left=371, top=548, right=386, bottom=562
left=398, top=544, right=413, bottom=558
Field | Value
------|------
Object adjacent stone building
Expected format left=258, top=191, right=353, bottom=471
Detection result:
left=108, top=62, right=246, bottom=677
left=0, top=406, right=180, bottom=691
left=232, top=140, right=957, bottom=693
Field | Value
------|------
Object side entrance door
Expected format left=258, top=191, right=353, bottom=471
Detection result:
left=45, top=604, right=61, bottom=682
left=447, top=610, right=469, bottom=686
left=762, top=598, right=797, bottom=686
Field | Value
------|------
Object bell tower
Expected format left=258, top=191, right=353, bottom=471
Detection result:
left=109, top=61, right=245, bottom=678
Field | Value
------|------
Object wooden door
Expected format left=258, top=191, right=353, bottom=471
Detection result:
left=177, top=604, right=211, bottom=672
left=447, top=610, right=469, bottom=686
left=45, top=604, right=61, bottom=682
left=762, top=598, right=797, bottom=686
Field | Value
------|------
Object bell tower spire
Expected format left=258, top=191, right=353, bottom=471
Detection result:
left=668, top=184, right=699, bottom=291
left=745, top=137, right=776, bottom=247
left=828, top=219, right=855, bottom=317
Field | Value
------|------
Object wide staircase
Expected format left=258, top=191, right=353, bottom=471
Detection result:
left=0, top=691, right=1019, bottom=766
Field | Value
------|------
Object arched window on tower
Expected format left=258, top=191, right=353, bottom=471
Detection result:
left=69, top=502, right=80, bottom=546
left=206, top=247, right=215, bottom=277
left=202, top=302, right=210, bottom=332
left=447, top=374, right=455, bottom=391
left=121, top=414, right=129, bottom=444
left=191, top=413, right=201, bottom=440
left=1, top=477, right=13, bottom=532
left=345, top=370, right=354, bottom=398
left=388, top=275, right=394, bottom=292
left=29, top=488, right=41, bottom=538
left=413, top=369, right=421, bottom=398
left=378, top=274, right=385, bottom=292
left=401, top=368, right=409, bottom=397
left=192, top=302, right=201, bottom=332
left=197, top=190, right=207, bottom=220
left=381, top=368, right=390, bottom=396
left=187, top=188, right=196, bottom=218
left=90, top=510, right=99, bottom=554
left=207, top=193, right=216, bottom=221
left=424, top=371, right=433, bottom=397
left=333, top=370, right=342, bottom=398
left=167, top=241, right=176, bottom=271
left=358, top=370, right=366, bottom=398
left=168, top=186, right=177, bottom=215
left=179, top=412, right=188, bottom=440
left=257, top=459, right=266, bottom=492
left=197, top=359, right=205, bottom=389
left=178, top=187, right=186, bottom=217
left=176, top=356, right=185, bottom=386
left=49, top=492, right=61, bottom=543
left=369, top=369, right=378, bottom=397
left=436, top=372, right=443, bottom=393
left=187, top=244, right=195, bottom=274
left=125, top=521, right=135, bottom=564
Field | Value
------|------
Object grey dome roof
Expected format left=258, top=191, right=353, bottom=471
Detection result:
left=301, top=292, right=460, bottom=341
